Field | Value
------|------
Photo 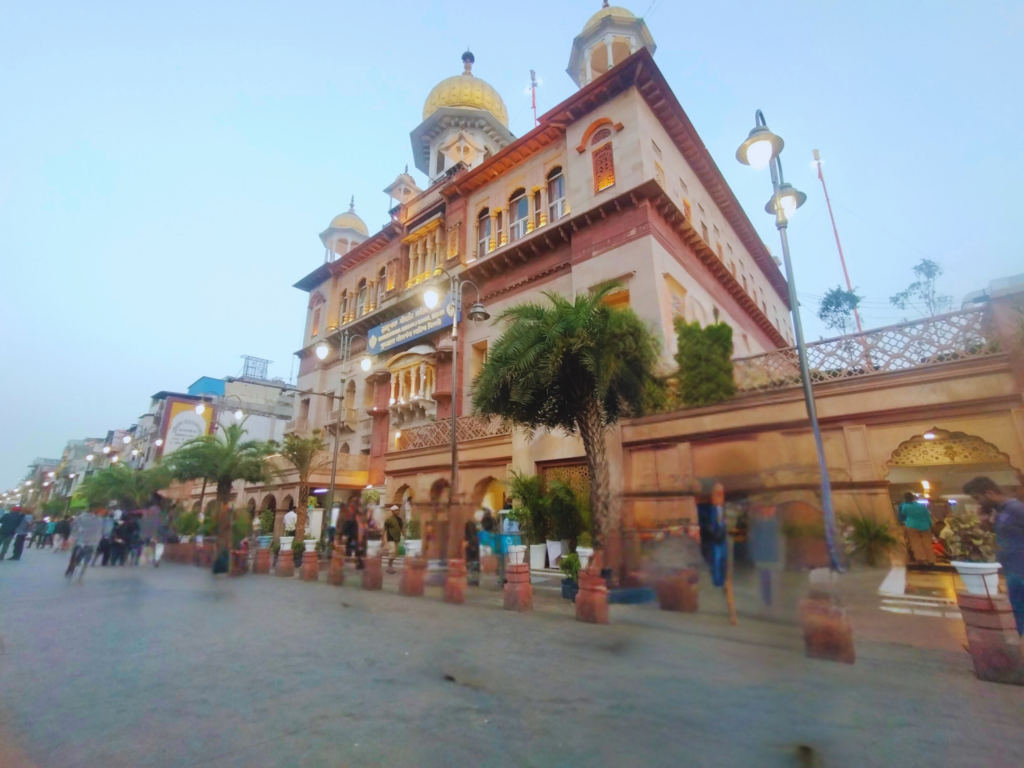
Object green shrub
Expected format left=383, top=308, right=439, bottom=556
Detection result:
left=674, top=319, right=736, bottom=407
left=940, top=513, right=996, bottom=563
left=259, top=508, right=275, bottom=534
left=560, top=552, right=581, bottom=582
left=362, top=489, right=381, bottom=505
left=406, top=518, right=420, bottom=539
left=508, top=471, right=548, bottom=544
left=547, top=481, right=585, bottom=541
left=842, top=513, right=897, bottom=567
left=232, top=514, right=251, bottom=548
left=174, top=511, right=199, bottom=537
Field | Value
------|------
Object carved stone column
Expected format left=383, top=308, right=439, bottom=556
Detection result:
left=539, top=185, right=548, bottom=227
left=489, top=210, right=498, bottom=251
left=527, top=189, right=536, bottom=233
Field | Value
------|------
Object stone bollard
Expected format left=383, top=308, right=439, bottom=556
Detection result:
left=445, top=559, right=468, bottom=604
left=798, top=592, right=856, bottom=665
left=254, top=547, right=271, bottom=574
left=575, top=551, right=609, bottom=624
left=327, top=544, right=346, bottom=586
left=362, top=554, right=384, bottom=590
left=654, top=568, right=699, bottom=612
left=503, top=563, right=533, bottom=612
left=399, top=557, right=427, bottom=597
left=276, top=548, right=295, bottom=578
left=957, top=591, right=1024, bottom=685
left=301, top=550, right=319, bottom=581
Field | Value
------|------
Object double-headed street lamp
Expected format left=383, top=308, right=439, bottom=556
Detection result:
left=422, top=269, right=490, bottom=529
left=736, top=110, right=839, bottom=572
left=316, top=330, right=371, bottom=544
left=196, top=394, right=245, bottom=422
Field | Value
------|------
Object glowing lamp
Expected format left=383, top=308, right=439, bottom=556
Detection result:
left=423, top=289, right=440, bottom=309
left=764, top=183, right=807, bottom=219
left=360, top=357, right=371, bottom=372
left=123, top=435, right=131, bottom=444
left=315, top=342, right=330, bottom=360
left=736, top=124, right=783, bottom=170
left=86, top=454, right=94, bottom=461
left=102, top=446, right=110, bottom=454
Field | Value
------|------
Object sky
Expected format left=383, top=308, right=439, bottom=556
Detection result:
left=1, top=0, right=1022, bottom=491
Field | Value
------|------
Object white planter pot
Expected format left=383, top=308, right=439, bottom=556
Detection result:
left=179, top=535, right=191, bottom=544
left=195, top=535, right=204, bottom=546
left=529, top=544, right=547, bottom=570
left=367, top=540, right=382, bottom=557
left=546, top=540, right=562, bottom=567
left=279, top=536, right=294, bottom=550
left=577, top=547, right=594, bottom=570
left=405, top=539, right=422, bottom=558
left=508, top=545, right=527, bottom=566
left=952, top=561, right=1002, bottom=596
left=303, top=539, right=317, bottom=553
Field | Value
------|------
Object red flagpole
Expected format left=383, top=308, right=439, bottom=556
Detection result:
left=814, top=149, right=862, bottom=333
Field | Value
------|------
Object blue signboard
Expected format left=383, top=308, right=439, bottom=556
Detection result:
left=367, top=293, right=459, bottom=355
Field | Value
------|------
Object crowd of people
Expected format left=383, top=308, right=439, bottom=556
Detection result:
left=0, top=504, right=166, bottom=581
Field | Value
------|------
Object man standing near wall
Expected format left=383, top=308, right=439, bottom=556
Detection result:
left=963, top=477, right=1024, bottom=636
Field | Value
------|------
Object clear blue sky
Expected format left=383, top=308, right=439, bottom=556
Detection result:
left=1, top=0, right=1021, bottom=491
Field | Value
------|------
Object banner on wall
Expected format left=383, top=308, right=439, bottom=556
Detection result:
left=159, top=397, right=214, bottom=458
left=366, top=292, right=459, bottom=355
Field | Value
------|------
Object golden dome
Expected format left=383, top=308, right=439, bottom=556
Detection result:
left=422, top=52, right=508, bottom=128
left=583, top=3, right=636, bottom=33
left=328, top=197, right=368, bottom=235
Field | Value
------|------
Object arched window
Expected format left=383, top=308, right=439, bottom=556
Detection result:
left=547, top=166, right=566, bottom=222
left=591, top=128, right=612, bottom=145
left=435, top=150, right=445, bottom=175
left=477, top=208, right=491, bottom=259
left=340, top=290, right=348, bottom=322
left=509, top=189, right=528, bottom=243
left=592, top=142, right=615, bottom=193
left=340, top=442, right=350, bottom=454
left=377, top=266, right=387, bottom=306
left=356, top=279, right=367, bottom=317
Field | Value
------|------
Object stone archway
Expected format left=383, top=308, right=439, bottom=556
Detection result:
left=282, top=494, right=295, bottom=511
left=884, top=427, right=1022, bottom=568
left=247, top=497, right=256, bottom=519
left=261, top=494, right=277, bottom=512
left=430, top=478, right=450, bottom=504
left=471, top=477, right=505, bottom=513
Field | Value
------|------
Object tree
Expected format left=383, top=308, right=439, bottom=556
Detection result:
left=817, top=286, right=862, bottom=336
left=889, top=259, right=952, bottom=317
left=674, top=319, right=736, bottom=407
left=164, top=422, right=275, bottom=551
left=276, top=429, right=330, bottom=540
left=77, top=464, right=172, bottom=510
left=472, top=285, right=660, bottom=550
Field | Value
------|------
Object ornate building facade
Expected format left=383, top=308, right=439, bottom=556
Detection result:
left=289, top=4, right=797, bottom=513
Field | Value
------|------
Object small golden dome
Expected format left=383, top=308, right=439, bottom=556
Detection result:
left=583, top=3, right=636, bottom=33
left=329, top=197, right=368, bottom=235
left=422, top=51, right=508, bottom=128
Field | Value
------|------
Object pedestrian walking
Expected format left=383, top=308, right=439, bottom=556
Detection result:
left=93, top=514, right=115, bottom=566
left=30, top=517, right=47, bottom=548
left=0, top=506, right=25, bottom=560
left=749, top=503, right=781, bottom=608
left=963, top=477, right=1024, bottom=635
left=383, top=505, right=404, bottom=574
left=899, top=492, right=936, bottom=565
left=67, top=507, right=104, bottom=583
left=53, top=516, right=72, bottom=553
left=9, top=513, right=33, bottom=560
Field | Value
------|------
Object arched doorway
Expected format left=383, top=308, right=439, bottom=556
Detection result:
left=885, top=427, right=1022, bottom=574
left=471, top=477, right=505, bottom=513
left=283, top=494, right=295, bottom=511
left=262, top=494, right=277, bottom=512
left=430, top=478, right=450, bottom=504
left=247, top=498, right=256, bottom=519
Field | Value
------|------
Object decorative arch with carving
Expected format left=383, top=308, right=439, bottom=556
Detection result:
left=576, top=118, right=625, bottom=154
left=887, top=428, right=1019, bottom=469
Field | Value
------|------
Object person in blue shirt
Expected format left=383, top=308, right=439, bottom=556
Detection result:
left=898, top=492, right=935, bottom=565
left=963, top=477, right=1024, bottom=635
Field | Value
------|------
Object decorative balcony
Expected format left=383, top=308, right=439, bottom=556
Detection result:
left=732, top=308, right=999, bottom=393
left=335, top=453, right=370, bottom=471
left=326, top=407, right=360, bottom=433
left=284, top=418, right=309, bottom=435
left=393, top=415, right=511, bottom=452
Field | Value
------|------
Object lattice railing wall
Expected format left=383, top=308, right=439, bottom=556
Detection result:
left=395, top=415, right=511, bottom=451
left=732, top=308, right=998, bottom=392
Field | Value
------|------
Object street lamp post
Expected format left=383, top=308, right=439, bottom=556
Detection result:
left=316, top=331, right=371, bottom=549
left=422, top=269, right=490, bottom=560
left=736, top=109, right=840, bottom=572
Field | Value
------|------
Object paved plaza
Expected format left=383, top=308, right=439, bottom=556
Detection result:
left=1, top=553, right=1022, bottom=767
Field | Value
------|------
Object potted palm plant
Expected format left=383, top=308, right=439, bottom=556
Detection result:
left=174, top=511, right=199, bottom=543
left=842, top=513, right=898, bottom=567
left=940, top=512, right=999, bottom=595
left=257, top=509, right=274, bottom=550
left=508, top=471, right=549, bottom=570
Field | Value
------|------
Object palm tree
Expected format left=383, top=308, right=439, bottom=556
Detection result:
left=78, top=464, right=172, bottom=510
left=164, top=422, right=276, bottom=550
left=472, top=285, right=660, bottom=551
left=276, top=429, right=330, bottom=540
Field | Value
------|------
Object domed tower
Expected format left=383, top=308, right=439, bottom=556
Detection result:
left=319, top=197, right=369, bottom=263
left=411, top=51, right=514, bottom=182
left=567, top=2, right=656, bottom=88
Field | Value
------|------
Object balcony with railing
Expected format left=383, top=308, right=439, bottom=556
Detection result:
left=732, top=308, right=999, bottom=393
left=326, top=407, right=360, bottom=432
left=335, top=453, right=370, bottom=471
left=392, top=415, right=511, bottom=452
left=284, top=418, right=309, bottom=435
